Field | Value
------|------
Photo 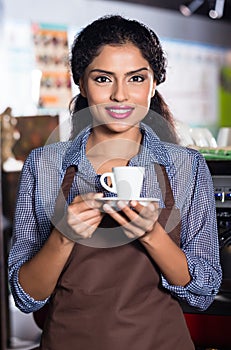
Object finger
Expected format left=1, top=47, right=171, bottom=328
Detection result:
left=103, top=201, right=158, bottom=237
left=130, top=200, right=158, bottom=218
left=123, top=222, right=146, bottom=237
left=71, top=192, right=103, bottom=209
left=116, top=200, right=141, bottom=222
left=68, top=214, right=103, bottom=238
left=103, top=204, right=145, bottom=237
left=71, top=192, right=95, bottom=203
left=122, top=230, right=136, bottom=239
left=72, top=192, right=102, bottom=202
left=73, top=215, right=102, bottom=233
left=102, top=204, right=129, bottom=226
left=116, top=200, right=157, bottom=224
left=68, top=207, right=102, bottom=224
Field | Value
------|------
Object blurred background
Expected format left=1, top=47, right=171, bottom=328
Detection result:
left=0, top=1, right=231, bottom=349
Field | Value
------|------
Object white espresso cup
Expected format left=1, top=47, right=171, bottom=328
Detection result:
left=100, top=166, right=145, bottom=199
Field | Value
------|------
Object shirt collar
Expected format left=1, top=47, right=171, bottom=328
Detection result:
left=62, top=126, right=92, bottom=171
left=62, top=123, right=175, bottom=177
left=135, top=123, right=172, bottom=166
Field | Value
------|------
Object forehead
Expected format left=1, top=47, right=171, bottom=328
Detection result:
left=86, top=43, right=151, bottom=71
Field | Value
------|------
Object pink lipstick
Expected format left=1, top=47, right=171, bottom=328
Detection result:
left=105, top=106, right=134, bottom=119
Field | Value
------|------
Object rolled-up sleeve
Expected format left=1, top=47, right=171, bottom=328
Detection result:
left=161, top=152, right=222, bottom=310
left=8, top=152, right=50, bottom=313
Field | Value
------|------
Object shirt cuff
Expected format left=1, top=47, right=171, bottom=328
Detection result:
left=11, top=269, right=49, bottom=313
left=161, top=251, right=220, bottom=298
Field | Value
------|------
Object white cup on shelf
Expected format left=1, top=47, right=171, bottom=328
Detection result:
left=217, top=127, right=231, bottom=147
left=189, top=127, right=217, bottom=148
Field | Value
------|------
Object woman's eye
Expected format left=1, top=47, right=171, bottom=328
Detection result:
left=95, top=76, right=111, bottom=83
left=130, top=75, right=144, bottom=82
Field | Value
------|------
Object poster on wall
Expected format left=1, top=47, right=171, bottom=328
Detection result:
left=32, top=23, right=72, bottom=110
left=159, top=39, right=227, bottom=129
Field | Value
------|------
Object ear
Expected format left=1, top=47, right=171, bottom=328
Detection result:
left=79, top=77, right=87, bottom=97
left=151, top=80, right=157, bottom=98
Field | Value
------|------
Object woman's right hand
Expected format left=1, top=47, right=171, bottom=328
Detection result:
left=66, top=192, right=104, bottom=239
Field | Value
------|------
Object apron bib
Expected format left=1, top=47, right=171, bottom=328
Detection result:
left=37, top=164, right=194, bottom=350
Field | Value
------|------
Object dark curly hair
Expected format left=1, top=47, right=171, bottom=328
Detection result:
left=69, top=15, right=178, bottom=143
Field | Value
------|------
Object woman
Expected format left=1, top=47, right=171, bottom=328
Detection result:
left=9, top=15, right=222, bottom=350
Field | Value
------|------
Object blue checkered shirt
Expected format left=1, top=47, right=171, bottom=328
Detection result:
left=8, top=123, right=222, bottom=313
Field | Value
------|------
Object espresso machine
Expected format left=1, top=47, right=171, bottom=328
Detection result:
left=207, top=160, right=231, bottom=293
left=182, top=160, right=231, bottom=349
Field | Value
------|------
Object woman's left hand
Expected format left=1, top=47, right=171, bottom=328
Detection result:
left=102, top=200, right=159, bottom=239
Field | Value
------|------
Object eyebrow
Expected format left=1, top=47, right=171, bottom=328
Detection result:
left=89, top=67, right=150, bottom=76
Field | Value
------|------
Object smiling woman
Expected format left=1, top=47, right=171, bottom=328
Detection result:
left=8, top=15, right=221, bottom=350
left=70, top=15, right=178, bottom=143
left=79, top=43, right=155, bottom=136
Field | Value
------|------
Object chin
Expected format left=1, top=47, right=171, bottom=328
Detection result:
left=105, top=121, right=139, bottom=134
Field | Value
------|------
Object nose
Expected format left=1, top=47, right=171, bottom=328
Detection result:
left=110, top=81, right=128, bottom=102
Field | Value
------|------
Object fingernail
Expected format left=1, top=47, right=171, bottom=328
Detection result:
left=149, top=204, right=155, bottom=211
left=117, top=201, right=127, bottom=209
left=94, top=193, right=104, bottom=198
left=103, top=203, right=114, bottom=212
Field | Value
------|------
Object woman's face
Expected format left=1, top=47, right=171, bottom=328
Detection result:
left=79, top=43, right=156, bottom=134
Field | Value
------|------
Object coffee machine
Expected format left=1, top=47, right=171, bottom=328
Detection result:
left=207, top=160, right=231, bottom=293
left=182, top=160, right=231, bottom=349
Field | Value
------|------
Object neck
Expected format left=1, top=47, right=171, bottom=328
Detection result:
left=87, top=125, right=142, bottom=153
left=86, top=125, right=143, bottom=173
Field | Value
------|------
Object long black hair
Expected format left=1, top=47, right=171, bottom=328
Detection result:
left=69, top=15, right=178, bottom=143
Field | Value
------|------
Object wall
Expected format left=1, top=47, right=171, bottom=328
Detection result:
left=2, top=0, right=231, bottom=47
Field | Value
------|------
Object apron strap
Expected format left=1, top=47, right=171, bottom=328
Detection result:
left=154, top=163, right=175, bottom=208
left=54, top=165, right=77, bottom=211
left=154, top=164, right=181, bottom=247
left=51, top=166, right=77, bottom=240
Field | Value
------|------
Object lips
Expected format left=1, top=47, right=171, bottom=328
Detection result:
left=105, top=106, right=134, bottom=119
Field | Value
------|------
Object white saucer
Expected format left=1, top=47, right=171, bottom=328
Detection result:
left=96, top=197, right=159, bottom=208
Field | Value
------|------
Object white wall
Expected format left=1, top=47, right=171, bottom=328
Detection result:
left=2, top=0, right=231, bottom=47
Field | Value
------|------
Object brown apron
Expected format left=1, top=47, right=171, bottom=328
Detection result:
left=36, top=164, right=194, bottom=350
